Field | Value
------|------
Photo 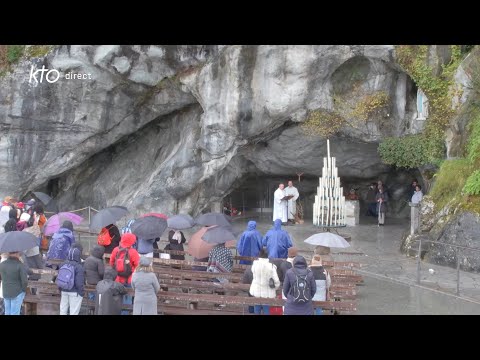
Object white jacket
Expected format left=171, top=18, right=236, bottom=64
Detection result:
left=411, top=191, right=423, bottom=204
left=249, top=258, right=281, bottom=299
left=311, top=266, right=331, bottom=302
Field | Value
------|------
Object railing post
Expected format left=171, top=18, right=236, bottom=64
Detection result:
left=416, top=238, right=422, bottom=284
left=456, top=248, right=461, bottom=296
left=242, top=191, right=245, bottom=216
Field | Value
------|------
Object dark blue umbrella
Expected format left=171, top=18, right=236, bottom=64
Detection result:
left=0, top=231, right=38, bottom=253
left=167, top=214, right=195, bottom=230
left=89, top=206, right=129, bottom=231
left=131, top=216, right=168, bottom=239
left=201, top=226, right=236, bottom=244
left=195, top=212, right=231, bottom=227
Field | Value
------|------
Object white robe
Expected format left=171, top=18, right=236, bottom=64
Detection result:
left=273, top=188, right=288, bottom=222
left=285, top=186, right=300, bottom=220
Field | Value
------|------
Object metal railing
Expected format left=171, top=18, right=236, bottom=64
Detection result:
left=414, top=237, right=480, bottom=296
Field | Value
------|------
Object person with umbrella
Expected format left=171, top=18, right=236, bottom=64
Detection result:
left=46, top=221, right=76, bottom=268
left=0, top=251, right=28, bottom=315
left=164, top=230, right=186, bottom=260
left=261, top=219, right=293, bottom=259
left=131, top=215, right=167, bottom=258
left=101, top=224, right=121, bottom=255
left=90, top=206, right=128, bottom=254
left=236, top=220, right=263, bottom=265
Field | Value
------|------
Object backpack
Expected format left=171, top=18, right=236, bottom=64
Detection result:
left=290, top=268, right=312, bottom=304
left=56, top=261, right=76, bottom=291
left=114, top=247, right=132, bottom=278
left=97, top=227, right=113, bottom=246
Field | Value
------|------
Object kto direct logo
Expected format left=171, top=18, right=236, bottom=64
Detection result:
left=29, top=65, right=92, bottom=84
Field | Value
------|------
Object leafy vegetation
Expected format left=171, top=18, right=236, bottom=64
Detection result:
left=379, top=45, right=464, bottom=168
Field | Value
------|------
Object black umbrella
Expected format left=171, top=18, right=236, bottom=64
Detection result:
left=195, top=212, right=232, bottom=227
left=33, top=192, right=52, bottom=205
left=201, top=226, right=236, bottom=244
left=32, top=191, right=59, bottom=213
left=131, top=216, right=168, bottom=239
left=0, top=231, right=38, bottom=253
left=89, top=206, right=129, bottom=231
left=167, top=214, right=195, bottom=230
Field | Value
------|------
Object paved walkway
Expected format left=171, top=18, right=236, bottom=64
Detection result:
left=229, top=214, right=480, bottom=314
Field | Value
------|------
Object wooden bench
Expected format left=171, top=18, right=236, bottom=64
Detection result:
left=25, top=277, right=356, bottom=314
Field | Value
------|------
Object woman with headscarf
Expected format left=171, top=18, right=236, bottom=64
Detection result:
left=163, top=230, right=186, bottom=260
left=237, top=220, right=263, bottom=265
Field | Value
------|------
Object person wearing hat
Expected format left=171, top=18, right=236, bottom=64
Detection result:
left=131, top=256, right=160, bottom=315
left=309, top=255, right=331, bottom=315
left=14, top=202, right=24, bottom=222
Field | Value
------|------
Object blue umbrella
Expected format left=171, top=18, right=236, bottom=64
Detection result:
left=131, top=216, right=168, bottom=239
left=167, top=214, right=195, bottom=230
left=195, top=212, right=231, bottom=227
left=0, top=231, right=38, bottom=253
left=89, top=206, right=129, bottom=231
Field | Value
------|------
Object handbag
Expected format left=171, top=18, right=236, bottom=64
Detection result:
left=268, top=264, right=276, bottom=289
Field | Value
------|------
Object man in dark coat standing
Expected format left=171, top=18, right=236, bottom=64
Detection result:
left=95, top=267, right=127, bottom=315
left=282, top=256, right=316, bottom=315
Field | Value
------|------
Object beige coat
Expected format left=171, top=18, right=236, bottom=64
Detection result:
left=249, top=258, right=280, bottom=298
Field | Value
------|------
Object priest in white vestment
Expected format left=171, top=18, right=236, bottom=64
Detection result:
left=273, top=183, right=288, bottom=223
left=285, top=180, right=300, bottom=222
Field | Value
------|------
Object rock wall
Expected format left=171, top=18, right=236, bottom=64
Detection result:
left=0, top=45, right=427, bottom=216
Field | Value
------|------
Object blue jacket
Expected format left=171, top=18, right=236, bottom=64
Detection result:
left=262, top=219, right=293, bottom=259
left=237, top=221, right=263, bottom=265
left=59, top=247, right=85, bottom=297
left=137, top=238, right=156, bottom=255
left=46, top=228, right=75, bottom=261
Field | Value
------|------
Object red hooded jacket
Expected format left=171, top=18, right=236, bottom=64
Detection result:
left=109, top=233, right=140, bottom=285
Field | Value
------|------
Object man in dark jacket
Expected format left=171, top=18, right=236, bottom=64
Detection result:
left=0, top=252, right=28, bottom=315
left=84, top=245, right=105, bottom=305
left=59, top=247, right=85, bottom=315
left=3, top=208, right=18, bottom=233
left=95, top=267, right=127, bottom=315
left=282, top=255, right=316, bottom=315
left=84, top=245, right=105, bottom=286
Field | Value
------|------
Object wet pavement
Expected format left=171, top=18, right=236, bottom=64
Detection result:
left=77, top=212, right=480, bottom=314
left=227, top=213, right=480, bottom=314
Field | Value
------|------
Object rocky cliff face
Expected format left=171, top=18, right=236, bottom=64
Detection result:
left=0, top=45, right=424, bottom=216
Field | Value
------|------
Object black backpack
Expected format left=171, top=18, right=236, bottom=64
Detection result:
left=290, top=268, right=312, bottom=304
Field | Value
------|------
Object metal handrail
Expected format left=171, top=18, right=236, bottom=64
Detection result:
left=412, top=237, right=480, bottom=296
